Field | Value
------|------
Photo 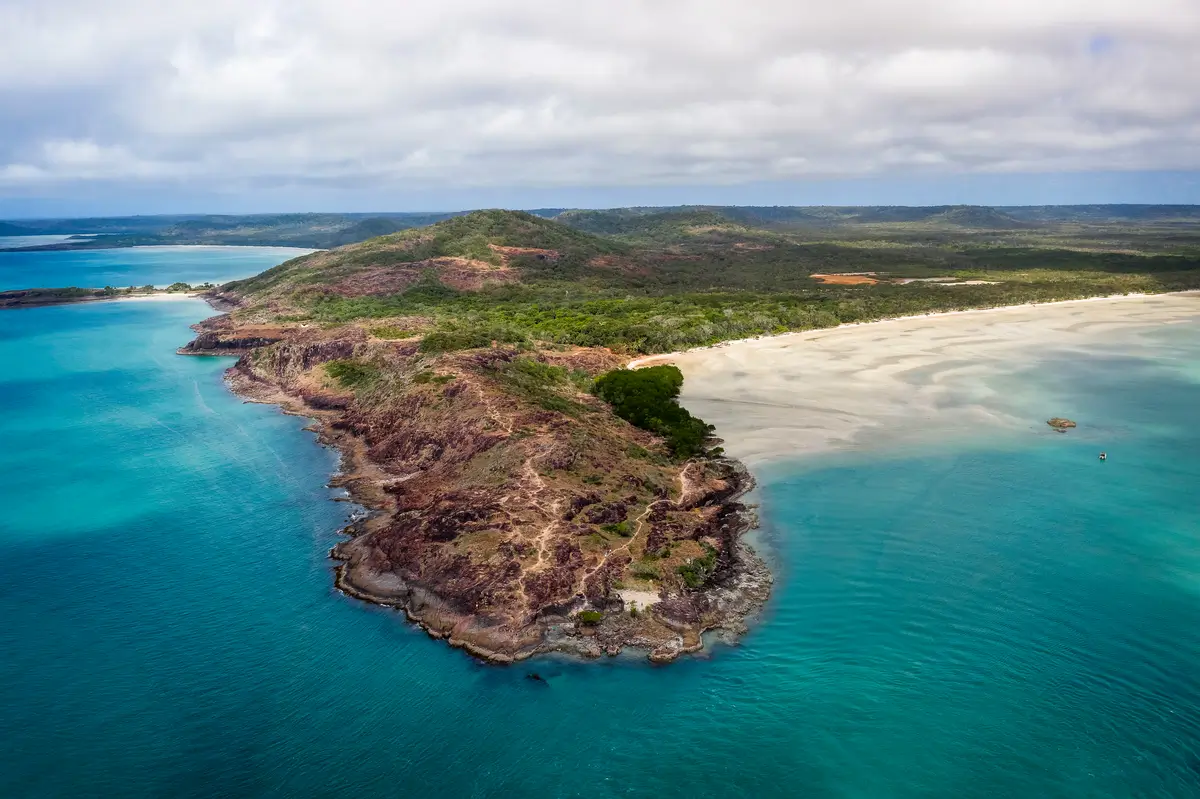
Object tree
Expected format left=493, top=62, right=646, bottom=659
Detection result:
left=593, top=366, right=714, bottom=458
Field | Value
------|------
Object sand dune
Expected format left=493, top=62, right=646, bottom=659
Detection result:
left=653, top=293, right=1200, bottom=466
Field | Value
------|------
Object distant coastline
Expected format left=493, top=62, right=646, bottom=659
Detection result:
left=0, top=286, right=206, bottom=309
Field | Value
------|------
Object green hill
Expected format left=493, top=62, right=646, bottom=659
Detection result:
left=228, top=209, right=625, bottom=299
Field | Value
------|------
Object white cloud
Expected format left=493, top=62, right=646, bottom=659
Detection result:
left=0, top=0, right=1198, bottom=194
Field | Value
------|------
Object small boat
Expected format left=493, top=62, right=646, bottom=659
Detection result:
left=1099, top=452, right=1107, bottom=461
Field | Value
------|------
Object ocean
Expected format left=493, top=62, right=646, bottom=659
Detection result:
left=1, top=248, right=1198, bottom=798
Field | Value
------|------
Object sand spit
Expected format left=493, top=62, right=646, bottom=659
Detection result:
left=643, top=293, right=1200, bottom=466
left=112, top=293, right=203, bottom=302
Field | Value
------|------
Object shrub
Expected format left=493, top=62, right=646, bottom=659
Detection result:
left=576, top=610, right=604, bottom=625
left=370, top=325, right=415, bottom=340
left=166, top=282, right=193, bottom=292
left=593, top=365, right=714, bottom=458
left=489, top=358, right=586, bottom=416
left=419, top=326, right=527, bottom=353
left=325, top=359, right=380, bottom=389
left=676, top=544, right=718, bottom=589
left=601, top=521, right=632, bottom=537
left=413, top=371, right=454, bottom=386
left=631, top=563, right=660, bottom=581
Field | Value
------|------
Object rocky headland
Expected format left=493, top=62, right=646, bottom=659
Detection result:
left=180, top=295, right=772, bottom=663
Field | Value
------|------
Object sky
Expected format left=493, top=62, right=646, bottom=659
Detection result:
left=2, top=0, right=1200, bottom=216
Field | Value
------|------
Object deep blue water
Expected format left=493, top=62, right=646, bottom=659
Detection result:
left=1, top=250, right=1199, bottom=797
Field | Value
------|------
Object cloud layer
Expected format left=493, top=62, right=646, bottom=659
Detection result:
left=2, top=0, right=1199, bottom=197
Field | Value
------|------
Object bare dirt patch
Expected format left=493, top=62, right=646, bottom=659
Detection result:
left=489, top=244, right=560, bottom=263
left=811, top=274, right=880, bottom=285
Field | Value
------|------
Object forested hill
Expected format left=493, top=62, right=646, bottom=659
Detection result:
left=214, top=207, right=1200, bottom=355
left=6, top=204, right=1199, bottom=253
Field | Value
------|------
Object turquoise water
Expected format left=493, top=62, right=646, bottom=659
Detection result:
left=0, top=245, right=311, bottom=290
left=1, top=251, right=1199, bottom=797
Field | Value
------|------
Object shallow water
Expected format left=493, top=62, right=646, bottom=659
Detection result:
left=0, top=234, right=92, bottom=250
left=1, top=250, right=1199, bottom=797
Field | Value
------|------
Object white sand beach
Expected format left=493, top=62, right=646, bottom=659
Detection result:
left=642, top=293, right=1200, bottom=466
left=113, top=292, right=203, bottom=303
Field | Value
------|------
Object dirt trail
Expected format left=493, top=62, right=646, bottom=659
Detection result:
left=573, top=459, right=698, bottom=599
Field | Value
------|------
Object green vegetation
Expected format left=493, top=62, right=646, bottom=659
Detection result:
left=166, top=282, right=193, bottom=292
left=601, top=521, right=632, bottom=537
left=419, top=325, right=527, bottom=354
left=486, top=357, right=587, bottom=416
left=412, top=371, right=455, bottom=386
left=631, top=563, right=660, bottom=581
left=576, top=610, right=604, bottom=625
left=324, top=359, right=380, bottom=390
left=44, top=287, right=93, bottom=298
left=593, top=366, right=714, bottom=458
left=676, top=544, right=719, bottom=589
left=370, top=325, right=415, bottom=339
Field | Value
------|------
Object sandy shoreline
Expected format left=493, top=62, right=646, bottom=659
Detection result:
left=112, top=292, right=204, bottom=303
left=645, top=292, right=1200, bottom=467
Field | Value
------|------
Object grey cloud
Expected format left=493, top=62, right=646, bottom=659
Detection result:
left=0, top=0, right=1198, bottom=195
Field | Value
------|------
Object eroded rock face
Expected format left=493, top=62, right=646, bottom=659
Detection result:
left=183, top=331, right=285, bottom=353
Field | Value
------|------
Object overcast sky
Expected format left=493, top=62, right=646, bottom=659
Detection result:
left=3, top=0, right=1199, bottom=214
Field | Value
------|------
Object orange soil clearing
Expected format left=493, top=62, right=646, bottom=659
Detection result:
left=810, top=274, right=880, bottom=285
